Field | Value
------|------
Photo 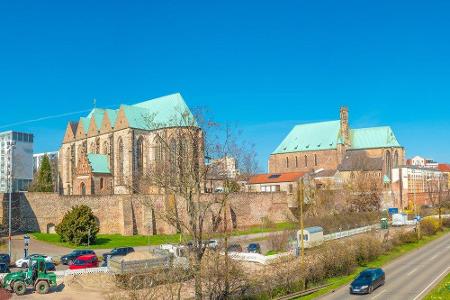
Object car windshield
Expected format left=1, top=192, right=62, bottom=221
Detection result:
left=358, top=272, right=374, bottom=279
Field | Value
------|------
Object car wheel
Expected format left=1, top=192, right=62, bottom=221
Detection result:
left=36, top=280, right=49, bottom=294
left=13, top=281, right=26, bottom=296
left=368, top=285, right=373, bottom=294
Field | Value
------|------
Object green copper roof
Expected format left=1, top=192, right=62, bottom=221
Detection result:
left=272, top=120, right=341, bottom=154
left=88, top=109, right=106, bottom=129
left=78, top=93, right=195, bottom=133
left=123, top=93, right=197, bottom=130
left=87, top=153, right=111, bottom=174
left=350, top=126, right=401, bottom=150
left=273, top=121, right=402, bottom=154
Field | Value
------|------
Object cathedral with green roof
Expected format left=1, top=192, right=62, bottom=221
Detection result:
left=268, top=107, right=405, bottom=181
left=59, top=93, right=202, bottom=195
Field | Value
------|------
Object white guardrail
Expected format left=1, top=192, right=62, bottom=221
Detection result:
left=54, top=266, right=111, bottom=278
left=0, top=267, right=111, bottom=281
left=323, top=224, right=380, bottom=241
left=226, top=251, right=293, bottom=265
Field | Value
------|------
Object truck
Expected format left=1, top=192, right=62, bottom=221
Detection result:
left=108, top=245, right=189, bottom=289
left=2, top=256, right=57, bottom=296
left=392, top=213, right=408, bottom=226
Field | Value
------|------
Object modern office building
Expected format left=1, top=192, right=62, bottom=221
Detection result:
left=0, top=131, right=34, bottom=192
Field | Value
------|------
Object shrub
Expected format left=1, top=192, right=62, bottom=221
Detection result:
left=398, top=231, right=418, bottom=244
left=352, top=235, right=383, bottom=266
left=56, top=205, right=99, bottom=245
left=441, top=217, right=450, bottom=228
left=420, top=218, right=440, bottom=236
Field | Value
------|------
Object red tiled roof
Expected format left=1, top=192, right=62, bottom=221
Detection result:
left=438, top=163, right=450, bottom=172
left=248, top=172, right=305, bottom=184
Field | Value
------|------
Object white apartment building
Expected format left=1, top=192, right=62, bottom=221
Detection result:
left=0, top=131, right=34, bottom=192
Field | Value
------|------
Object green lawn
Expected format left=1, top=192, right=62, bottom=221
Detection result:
left=230, top=221, right=297, bottom=236
left=297, top=228, right=450, bottom=299
left=424, top=272, right=450, bottom=300
left=32, top=233, right=182, bottom=249
left=31, top=221, right=296, bottom=250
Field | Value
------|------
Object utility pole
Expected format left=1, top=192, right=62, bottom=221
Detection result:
left=297, top=177, right=305, bottom=264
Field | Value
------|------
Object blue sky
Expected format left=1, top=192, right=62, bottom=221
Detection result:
left=1, top=1, right=449, bottom=171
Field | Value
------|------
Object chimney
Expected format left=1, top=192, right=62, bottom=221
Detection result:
left=340, top=106, right=350, bottom=146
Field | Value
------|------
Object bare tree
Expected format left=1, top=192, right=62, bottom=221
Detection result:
left=426, top=173, right=450, bottom=225
left=133, top=107, right=256, bottom=299
left=342, top=171, right=383, bottom=212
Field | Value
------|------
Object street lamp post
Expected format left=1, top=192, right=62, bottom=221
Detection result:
left=7, top=141, right=15, bottom=258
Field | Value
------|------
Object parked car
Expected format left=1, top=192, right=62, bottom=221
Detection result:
left=0, top=254, right=11, bottom=266
left=15, top=254, right=52, bottom=268
left=204, top=240, right=219, bottom=250
left=69, top=254, right=99, bottom=270
left=102, top=247, right=134, bottom=262
left=0, top=262, right=10, bottom=273
left=350, top=268, right=385, bottom=294
left=61, top=249, right=96, bottom=265
left=247, top=243, right=261, bottom=253
left=227, top=243, right=243, bottom=252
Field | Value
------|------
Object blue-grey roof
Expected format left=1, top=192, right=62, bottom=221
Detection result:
left=305, top=226, right=323, bottom=233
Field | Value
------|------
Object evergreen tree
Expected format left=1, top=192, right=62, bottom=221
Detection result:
left=33, top=155, right=54, bottom=192
left=56, top=205, right=99, bottom=245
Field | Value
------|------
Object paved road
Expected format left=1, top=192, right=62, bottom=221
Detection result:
left=319, top=232, right=450, bottom=300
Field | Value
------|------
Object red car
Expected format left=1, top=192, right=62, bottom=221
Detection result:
left=69, top=254, right=99, bottom=270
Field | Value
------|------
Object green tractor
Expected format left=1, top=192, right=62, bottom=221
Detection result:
left=2, top=256, right=57, bottom=296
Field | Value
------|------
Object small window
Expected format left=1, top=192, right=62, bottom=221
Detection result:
left=288, top=184, right=293, bottom=194
left=295, top=156, right=298, bottom=167
left=286, top=157, right=289, bottom=168
left=303, top=234, right=309, bottom=241
left=314, top=154, right=318, bottom=166
left=304, top=155, right=308, bottom=167
left=100, top=178, right=104, bottom=190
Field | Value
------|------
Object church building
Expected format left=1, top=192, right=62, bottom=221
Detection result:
left=59, top=93, right=202, bottom=195
left=268, top=107, right=405, bottom=183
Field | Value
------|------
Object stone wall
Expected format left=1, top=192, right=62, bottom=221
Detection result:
left=269, top=149, right=340, bottom=173
left=0, top=192, right=295, bottom=236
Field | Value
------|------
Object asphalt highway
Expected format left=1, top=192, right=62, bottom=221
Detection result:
left=319, top=232, right=450, bottom=300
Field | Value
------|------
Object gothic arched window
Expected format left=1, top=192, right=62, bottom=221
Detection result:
left=137, top=136, right=144, bottom=175
left=385, top=150, right=391, bottom=179
left=394, top=150, right=399, bottom=168
left=95, top=138, right=100, bottom=154
left=117, top=138, right=124, bottom=184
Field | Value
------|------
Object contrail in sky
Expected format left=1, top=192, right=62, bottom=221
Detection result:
left=0, top=109, right=92, bottom=129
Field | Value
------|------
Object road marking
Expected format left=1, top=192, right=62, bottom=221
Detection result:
left=371, top=290, right=385, bottom=299
left=407, top=267, right=418, bottom=276
left=412, top=267, right=450, bottom=300
left=429, top=254, right=438, bottom=261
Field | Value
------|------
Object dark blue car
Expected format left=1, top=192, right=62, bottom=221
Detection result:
left=247, top=243, right=261, bottom=253
left=350, top=268, right=385, bottom=294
